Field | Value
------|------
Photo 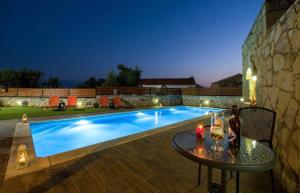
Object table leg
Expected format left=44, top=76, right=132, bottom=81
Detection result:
left=221, top=170, right=227, bottom=193
left=208, top=167, right=212, bottom=193
left=236, top=172, right=240, bottom=193
left=198, top=164, right=201, bottom=185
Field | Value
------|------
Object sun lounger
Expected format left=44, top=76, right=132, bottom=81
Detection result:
left=99, top=96, right=109, bottom=108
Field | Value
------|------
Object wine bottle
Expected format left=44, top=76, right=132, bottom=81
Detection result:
left=229, top=105, right=241, bottom=147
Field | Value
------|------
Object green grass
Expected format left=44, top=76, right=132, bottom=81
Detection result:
left=0, top=106, right=115, bottom=120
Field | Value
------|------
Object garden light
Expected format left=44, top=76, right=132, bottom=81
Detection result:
left=204, top=100, right=209, bottom=105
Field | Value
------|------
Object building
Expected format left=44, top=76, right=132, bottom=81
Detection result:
left=210, top=73, right=242, bottom=88
left=139, top=77, right=197, bottom=88
left=242, top=0, right=299, bottom=192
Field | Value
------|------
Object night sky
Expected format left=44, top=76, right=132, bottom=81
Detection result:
left=0, top=0, right=263, bottom=86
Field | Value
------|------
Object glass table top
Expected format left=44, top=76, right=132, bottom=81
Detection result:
left=173, top=129, right=275, bottom=172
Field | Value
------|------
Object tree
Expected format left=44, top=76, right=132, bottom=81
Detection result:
left=42, top=77, right=61, bottom=88
left=77, top=77, right=107, bottom=88
left=0, top=69, right=44, bottom=88
left=103, top=71, right=118, bottom=86
left=0, top=69, right=19, bottom=87
left=103, top=64, right=142, bottom=86
left=18, top=69, right=44, bottom=88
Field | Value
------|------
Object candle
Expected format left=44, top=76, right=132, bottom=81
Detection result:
left=194, top=146, right=205, bottom=157
left=16, top=144, right=28, bottom=169
left=196, top=124, right=204, bottom=139
left=19, top=153, right=26, bottom=165
left=22, top=113, right=28, bottom=123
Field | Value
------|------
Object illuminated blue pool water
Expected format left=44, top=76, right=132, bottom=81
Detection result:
left=30, top=106, right=223, bottom=157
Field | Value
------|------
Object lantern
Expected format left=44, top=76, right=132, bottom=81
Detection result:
left=16, top=144, right=28, bottom=169
left=22, top=113, right=28, bottom=123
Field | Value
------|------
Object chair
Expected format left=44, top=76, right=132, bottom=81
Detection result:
left=66, top=96, right=77, bottom=109
left=41, top=96, right=60, bottom=110
left=99, top=96, right=109, bottom=108
left=236, top=106, right=276, bottom=193
left=113, top=96, right=123, bottom=108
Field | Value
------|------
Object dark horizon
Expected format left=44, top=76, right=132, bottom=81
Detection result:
left=0, top=0, right=263, bottom=86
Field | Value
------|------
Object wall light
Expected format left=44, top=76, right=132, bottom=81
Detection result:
left=77, top=101, right=83, bottom=108
left=136, top=112, right=145, bottom=116
left=252, top=75, right=257, bottom=81
left=240, top=98, right=244, bottom=102
left=252, top=140, right=257, bottom=148
left=153, top=98, right=159, bottom=105
left=75, top=119, right=90, bottom=125
left=204, top=100, right=209, bottom=105
left=17, top=100, right=22, bottom=106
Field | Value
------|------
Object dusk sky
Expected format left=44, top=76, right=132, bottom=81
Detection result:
left=0, top=0, right=263, bottom=86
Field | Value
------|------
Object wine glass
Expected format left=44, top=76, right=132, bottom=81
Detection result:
left=210, top=126, right=224, bottom=151
left=210, top=113, right=225, bottom=152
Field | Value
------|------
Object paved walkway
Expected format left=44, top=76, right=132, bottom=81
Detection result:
left=0, top=119, right=17, bottom=187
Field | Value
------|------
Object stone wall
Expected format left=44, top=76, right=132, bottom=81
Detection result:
left=0, top=95, right=183, bottom=107
left=0, top=95, right=240, bottom=109
left=0, top=97, right=97, bottom=107
left=120, top=95, right=183, bottom=107
left=242, top=1, right=300, bottom=192
left=182, top=96, right=242, bottom=108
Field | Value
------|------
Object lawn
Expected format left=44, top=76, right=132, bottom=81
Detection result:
left=0, top=106, right=115, bottom=120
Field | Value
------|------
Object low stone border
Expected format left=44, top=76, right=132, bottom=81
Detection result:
left=5, top=107, right=227, bottom=180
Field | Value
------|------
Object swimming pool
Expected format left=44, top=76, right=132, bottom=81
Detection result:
left=30, top=106, right=223, bottom=157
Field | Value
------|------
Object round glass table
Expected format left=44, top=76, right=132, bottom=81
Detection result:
left=172, top=129, right=275, bottom=193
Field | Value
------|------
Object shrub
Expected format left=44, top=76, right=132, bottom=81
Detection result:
left=93, top=103, right=99, bottom=108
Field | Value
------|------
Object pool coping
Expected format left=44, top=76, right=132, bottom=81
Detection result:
left=5, top=107, right=227, bottom=180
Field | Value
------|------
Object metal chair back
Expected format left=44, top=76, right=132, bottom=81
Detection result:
left=238, top=107, right=276, bottom=148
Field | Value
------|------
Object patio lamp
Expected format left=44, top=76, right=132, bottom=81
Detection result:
left=16, top=144, right=29, bottom=169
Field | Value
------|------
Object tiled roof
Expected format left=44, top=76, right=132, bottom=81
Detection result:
left=211, top=73, right=242, bottom=87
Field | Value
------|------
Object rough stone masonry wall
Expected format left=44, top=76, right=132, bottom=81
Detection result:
left=243, top=1, right=300, bottom=192
left=182, top=96, right=242, bottom=108
left=0, top=95, right=183, bottom=107
left=0, top=95, right=240, bottom=109
left=0, top=97, right=98, bottom=107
